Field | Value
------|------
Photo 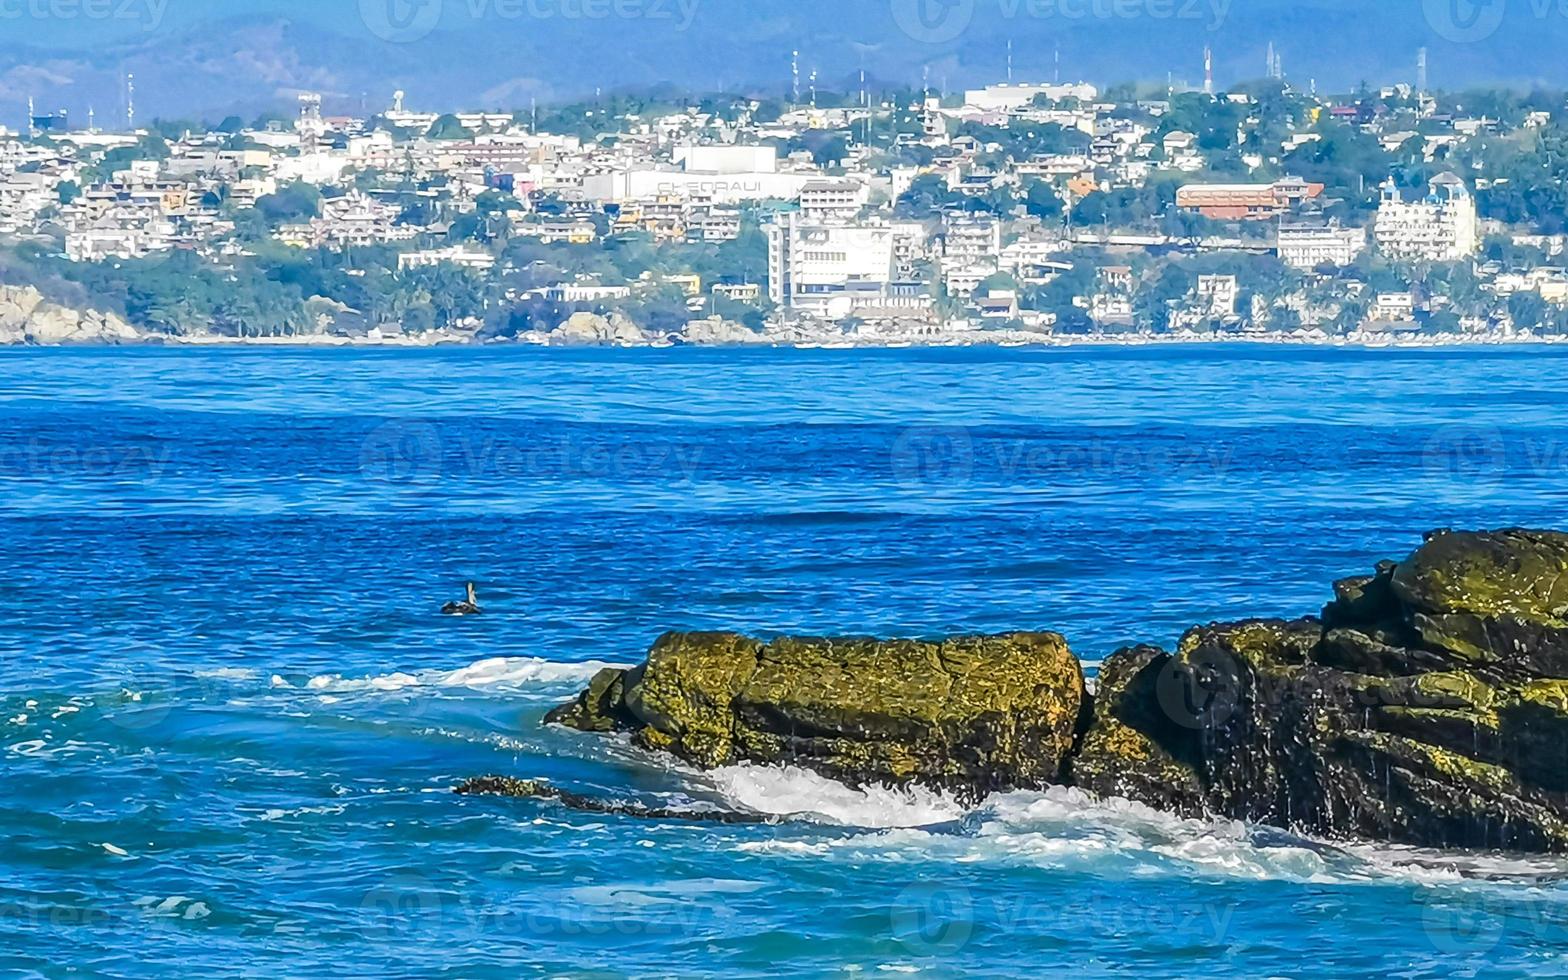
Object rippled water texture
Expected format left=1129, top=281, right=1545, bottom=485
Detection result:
left=4, top=346, right=1568, bottom=977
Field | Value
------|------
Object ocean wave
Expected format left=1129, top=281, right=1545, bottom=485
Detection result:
left=708, top=763, right=969, bottom=828
left=716, top=767, right=1568, bottom=889
left=292, top=657, right=629, bottom=696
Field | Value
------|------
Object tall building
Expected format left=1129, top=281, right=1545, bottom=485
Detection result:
left=1374, top=174, right=1478, bottom=262
left=766, top=212, right=896, bottom=317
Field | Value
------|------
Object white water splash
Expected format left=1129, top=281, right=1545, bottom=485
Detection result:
left=717, top=768, right=1568, bottom=888
left=295, top=657, right=629, bottom=696
left=708, top=763, right=969, bottom=828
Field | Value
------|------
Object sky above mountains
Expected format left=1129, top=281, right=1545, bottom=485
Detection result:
left=0, top=0, right=1562, bottom=124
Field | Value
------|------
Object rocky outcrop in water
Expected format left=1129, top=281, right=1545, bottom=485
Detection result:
left=546, top=631, right=1085, bottom=798
left=680, top=316, right=767, bottom=346
left=549, top=311, right=647, bottom=346
left=0, top=285, right=140, bottom=345
left=1075, top=529, right=1568, bottom=852
left=541, top=529, right=1568, bottom=852
left=455, top=777, right=776, bottom=823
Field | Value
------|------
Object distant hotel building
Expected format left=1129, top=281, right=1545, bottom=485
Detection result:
left=1176, top=177, right=1324, bottom=221
left=767, top=214, right=931, bottom=318
left=1373, top=174, right=1478, bottom=263
left=1277, top=222, right=1368, bottom=268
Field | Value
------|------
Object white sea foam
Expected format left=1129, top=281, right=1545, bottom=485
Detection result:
left=708, top=763, right=968, bottom=828
left=299, top=657, right=628, bottom=696
left=717, top=767, right=1568, bottom=889
left=134, top=896, right=211, bottom=921
left=194, top=668, right=261, bottom=681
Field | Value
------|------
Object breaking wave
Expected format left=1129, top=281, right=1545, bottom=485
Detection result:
left=710, top=764, right=1568, bottom=888
left=290, top=656, right=629, bottom=696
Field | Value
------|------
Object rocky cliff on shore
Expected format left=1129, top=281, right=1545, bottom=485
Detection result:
left=533, top=529, right=1568, bottom=853
left=0, top=285, right=140, bottom=345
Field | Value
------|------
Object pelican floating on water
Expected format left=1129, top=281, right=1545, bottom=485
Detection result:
left=442, top=582, right=481, bottom=616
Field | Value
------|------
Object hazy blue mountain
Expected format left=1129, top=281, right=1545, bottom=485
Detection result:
left=2, top=0, right=1564, bottom=124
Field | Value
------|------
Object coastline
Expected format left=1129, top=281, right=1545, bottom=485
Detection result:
left=11, top=330, right=1566, bottom=351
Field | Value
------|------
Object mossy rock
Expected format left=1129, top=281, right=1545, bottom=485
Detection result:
left=1392, top=529, right=1568, bottom=620
left=550, top=630, right=1085, bottom=796
left=1069, top=645, right=1205, bottom=815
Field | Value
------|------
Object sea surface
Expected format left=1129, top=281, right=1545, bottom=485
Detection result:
left=4, top=345, right=1568, bottom=978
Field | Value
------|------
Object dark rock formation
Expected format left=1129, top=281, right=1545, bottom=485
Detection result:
left=545, top=631, right=1086, bottom=799
left=1075, top=529, right=1568, bottom=852
left=534, top=529, right=1568, bottom=852
left=455, top=777, right=777, bottom=824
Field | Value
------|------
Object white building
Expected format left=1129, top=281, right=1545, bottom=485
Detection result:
left=963, top=82, right=1099, bottom=112
left=940, top=215, right=1001, bottom=297
left=1371, top=292, right=1416, bottom=322
left=766, top=212, right=896, bottom=317
left=584, top=167, right=817, bottom=205
left=673, top=145, right=777, bottom=175
left=1374, top=174, right=1478, bottom=263
left=798, top=179, right=868, bottom=219
left=398, top=247, right=495, bottom=273
left=1196, top=275, right=1239, bottom=317
left=1278, top=223, right=1368, bottom=269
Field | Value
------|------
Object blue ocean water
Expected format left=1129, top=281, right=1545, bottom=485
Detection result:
left=3, top=345, right=1568, bottom=978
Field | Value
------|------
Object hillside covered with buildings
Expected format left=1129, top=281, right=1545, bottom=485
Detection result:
left=4, top=71, right=1568, bottom=345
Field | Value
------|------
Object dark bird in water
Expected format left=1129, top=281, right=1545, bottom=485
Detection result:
left=442, top=582, right=481, bottom=616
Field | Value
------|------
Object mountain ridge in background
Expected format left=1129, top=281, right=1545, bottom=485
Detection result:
left=1, top=0, right=1564, bottom=124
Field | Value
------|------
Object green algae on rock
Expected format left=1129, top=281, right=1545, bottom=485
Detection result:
left=547, top=630, right=1086, bottom=796
left=539, top=529, right=1568, bottom=853
left=1075, top=529, right=1568, bottom=853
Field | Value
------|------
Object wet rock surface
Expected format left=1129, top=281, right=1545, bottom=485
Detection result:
left=1076, top=529, right=1568, bottom=852
left=546, top=631, right=1085, bottom=799
left=535, top=529, right=1568, bottom=851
